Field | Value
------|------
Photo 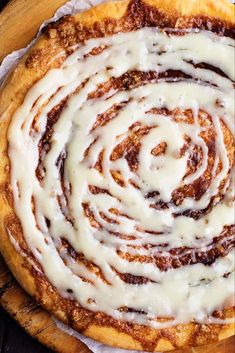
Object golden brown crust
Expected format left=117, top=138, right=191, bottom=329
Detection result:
left=0, top=0, right=234, bottom=351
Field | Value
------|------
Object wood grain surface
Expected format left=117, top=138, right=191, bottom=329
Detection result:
left=0, top=307, right=54, bottom=353
left=0, top=0, right=67, bottom=62
left=0, top=256, right=91, bottom=353
left=0, top=1, right=234, bottom=352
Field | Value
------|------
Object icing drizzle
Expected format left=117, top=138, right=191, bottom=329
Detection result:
left=8, top=28, right=235, bottom=328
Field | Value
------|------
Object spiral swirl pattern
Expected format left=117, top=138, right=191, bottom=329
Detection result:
left=8, top=27, right=235, bottom=327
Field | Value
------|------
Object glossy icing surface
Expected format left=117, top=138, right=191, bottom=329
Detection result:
left=8, top=27, right=235, bottom=328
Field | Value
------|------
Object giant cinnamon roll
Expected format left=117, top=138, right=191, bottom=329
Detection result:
left=0, top=0, right=234, bottom=351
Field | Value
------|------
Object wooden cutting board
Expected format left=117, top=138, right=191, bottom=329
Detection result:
left=0, top=1, right=234, bottom=352
left=0, top=256, right=91, bottom=353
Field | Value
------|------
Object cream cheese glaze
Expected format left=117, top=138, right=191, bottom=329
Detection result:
left=8, top=27, right=235, bottom=328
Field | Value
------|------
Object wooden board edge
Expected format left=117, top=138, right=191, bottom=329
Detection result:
left=0, top=0, right=68, bottom=62
left=0, top=255, right=91, bottom=353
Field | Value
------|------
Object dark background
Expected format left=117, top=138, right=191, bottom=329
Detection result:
left=0, top=0, right=8, bottom=11
left=0, top=307, right=53, bottom=353
left=0, top=1, right=54, bottom=352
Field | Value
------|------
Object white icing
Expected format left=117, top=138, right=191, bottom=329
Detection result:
left=7, top=28, right=235, bottom=327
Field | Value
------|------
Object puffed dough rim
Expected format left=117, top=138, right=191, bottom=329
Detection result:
left=0, top=0, right=234, bottom=351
